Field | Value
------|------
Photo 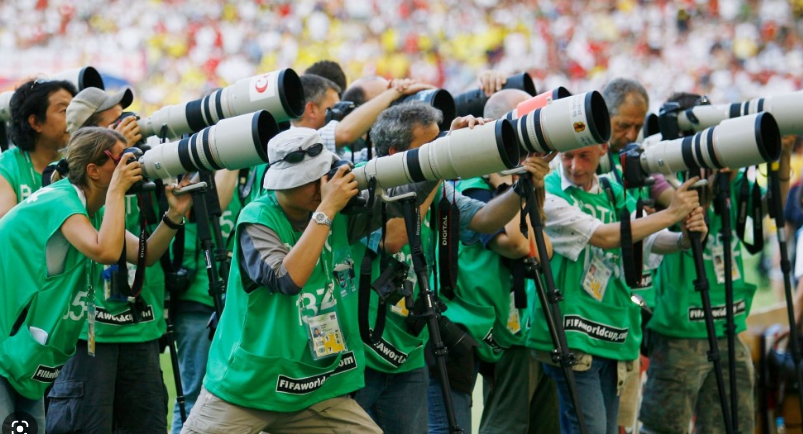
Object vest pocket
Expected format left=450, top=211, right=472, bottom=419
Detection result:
left=218, top=344, right=362, bottom=411
left=0, top=324, right=74, bottom=399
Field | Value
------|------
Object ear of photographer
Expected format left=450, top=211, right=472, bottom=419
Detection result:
left=0, top=127, right=191, bottom=432
left=0, top=79, right=77, bottom=218
left=42, top=87, right=174, bottom=434
left=526, top=134, right=708, bottom=433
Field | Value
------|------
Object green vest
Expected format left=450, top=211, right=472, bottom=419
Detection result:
left=649, top=173, right=757, bottom=339
left=527, top=172, right=642, bottom=361
left=247, top=164, right=269, bottom=204
left=181, top=186, right=243, bottom=307
left=450, top=177, right=528, bottom=363
left=351, top=203, right=434, bottom=374
left=204, top=193, right=364, bottom=412
left=78, top=193, right=166, bottom=343
left=602, top=154, right=656, bottom=308
left=0, top=179, right=102, bottom=399
left=0, top=148, right=42, bottom=204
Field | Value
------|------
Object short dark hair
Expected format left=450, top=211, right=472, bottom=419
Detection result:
left=602, top=78, right=649, bottom=117
left=305, top=60, right=347, bottom=94
left=299, top=74, right=341, bottom=107
left=9, top=79, right=78, bottom=151
left=341, top=86, right=367, bottom=107
left=665, top=92, right=703, bottom=110
left=372, top=102, right=443, bottom=157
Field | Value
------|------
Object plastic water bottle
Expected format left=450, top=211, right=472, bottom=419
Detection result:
left=776, top=416, right=786, bottom=434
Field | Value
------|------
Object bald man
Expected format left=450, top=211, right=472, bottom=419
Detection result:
left=477, top=89, right=561, bottom=434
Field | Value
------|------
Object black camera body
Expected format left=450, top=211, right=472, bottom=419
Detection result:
left=326, top=159, right=368, bottom=214
left=121, top=146, right=156, bottom=195
left=325, top=101, right=356, bottom=124
left=371, top=256, right=412, bottom=306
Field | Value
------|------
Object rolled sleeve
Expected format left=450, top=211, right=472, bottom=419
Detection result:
left=543, top=193, right=601, bottom=261
left=443, top=182, right=485, bottom=245
left=239, top=224, right=301, bottom=295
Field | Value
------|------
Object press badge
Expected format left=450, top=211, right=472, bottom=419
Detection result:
left=507, top=293, right=521, bottom=334
left=333, top=260, right=356, bottom=298
left=582, top=256, right=612, bottom=302
left=711, top=244, right=741, bottom=284
left=391, top=296, right=410, bottom=317
left=307, top=311, right=347, bottom=360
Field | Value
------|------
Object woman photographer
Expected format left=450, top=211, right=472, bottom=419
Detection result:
left=0, top=127, right=191, bottom=434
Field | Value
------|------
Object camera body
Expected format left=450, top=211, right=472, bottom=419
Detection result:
left=371, top=256, right=412, bottom=306
left=325, top=101, right=356, bottom=124
left=114, top=111, right=149, bottom=149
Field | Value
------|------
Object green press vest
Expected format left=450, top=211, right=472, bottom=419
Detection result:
left=0, top=179, right=101, bottom=399
left=649, top=173, right=757, bottom=339
left=450, top=177, right=528, bottom=363
left=0, top=148, right=42, bottom=204
left=351, top=207, right=433, bottom=374
left=527, top=172, right=641, bottom=361
left=78, top=193, right=166, bottom=343
left=204, top=193, right=364, bottom=412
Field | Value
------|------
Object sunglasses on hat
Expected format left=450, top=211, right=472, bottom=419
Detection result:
left=269, top=142, right=324, bottom=167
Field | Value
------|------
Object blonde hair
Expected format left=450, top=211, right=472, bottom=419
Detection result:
left=50, top=127, right=127, bottom=185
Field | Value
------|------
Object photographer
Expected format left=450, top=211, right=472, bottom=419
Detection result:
left=305, top=59, right=348, bottom=95
left=639, top=94, right=794, bottom=434
left=181, top=127, right=440, bottom=433
left=45, top=88, right=169, bottom=433
left=527, top=140, right=707, bottom=434
left=0, top=78, right=77, bottom=217
left=347, top=102, right=549, bottom=434
left=0, top=128, right=191, bottom=433
left=473, top=89, right=560, bottom=434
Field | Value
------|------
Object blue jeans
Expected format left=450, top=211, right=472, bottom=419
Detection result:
left=171, top=302, right=214, bottom=434
left=543, top=356, right=620, bottom=434
left=427, top=364, right=478, bottom=434
left=353, top=367, right=429, bottom=434
left=0, top=375, right=45, bottom=434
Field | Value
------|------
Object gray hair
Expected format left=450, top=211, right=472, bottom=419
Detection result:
left=602, top=78, right=649, bottom=116
left=372, top=102, right=443, bottom=157
left=299, top=74, right=341, bottom=106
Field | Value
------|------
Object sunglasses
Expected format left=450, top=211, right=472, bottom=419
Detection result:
left=104, top=150, right=121, bottom=165
left=269, top=142, right=324, bottom=167
left=29, top=78, right=51, bottom=90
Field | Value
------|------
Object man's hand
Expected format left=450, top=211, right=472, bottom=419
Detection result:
left=520, top=153, right=555, bottom=189
left=449, top=115, right=490, bottom=133
left=113, top=116, right=142, bottom=146
left=478, top=70, right=507, bottom=97
left=319, top=165, right=358, bottom=215
left=680, top=206, right=707, bottom=249
left=668, top=177, right=700, bottom=221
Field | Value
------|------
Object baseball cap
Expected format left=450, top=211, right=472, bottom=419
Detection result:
left=66, top=87, right=134, bottom=134
left=263, top=127, right=339, bottom=190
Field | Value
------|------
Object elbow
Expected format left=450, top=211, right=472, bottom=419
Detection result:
left=335, top=129, right=357, bottom=146
left=382, top=239, right=406, bottom=255
left=96, top=250, right=121, bottom=265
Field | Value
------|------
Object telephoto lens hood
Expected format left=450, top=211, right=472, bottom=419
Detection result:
left=139, top=68, right=305, bottom=140
left=0, top=66, right=105, bottom=122
left=454, top=72, right=537, bottom=117
left=392, top=89, right=457, bottom=131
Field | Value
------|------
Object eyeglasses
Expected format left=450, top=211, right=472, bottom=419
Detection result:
left=104, top=150, right=121, bottom=165
left=269, top=143, right=324, bottom=167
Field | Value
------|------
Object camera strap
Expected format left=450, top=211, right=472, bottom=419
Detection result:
left=356, top=178, right=388, bottom=345
left=600, top=177, right=643, bottom=288
left=434, top=182, right=459, bottom=300
left=736, top=167, right=764, bottom=254
left=113, top=195, right=149, bottom=313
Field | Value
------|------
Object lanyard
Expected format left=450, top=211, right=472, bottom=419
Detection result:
left=85, top=259, right=97, bottom=356
left=23, top=151, right=38, bottom=186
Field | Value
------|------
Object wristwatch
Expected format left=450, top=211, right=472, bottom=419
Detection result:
left=311, top=211, right=333, bottom=228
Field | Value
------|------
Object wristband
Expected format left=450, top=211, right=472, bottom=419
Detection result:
left=162, top=212, right=185, bottom=230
